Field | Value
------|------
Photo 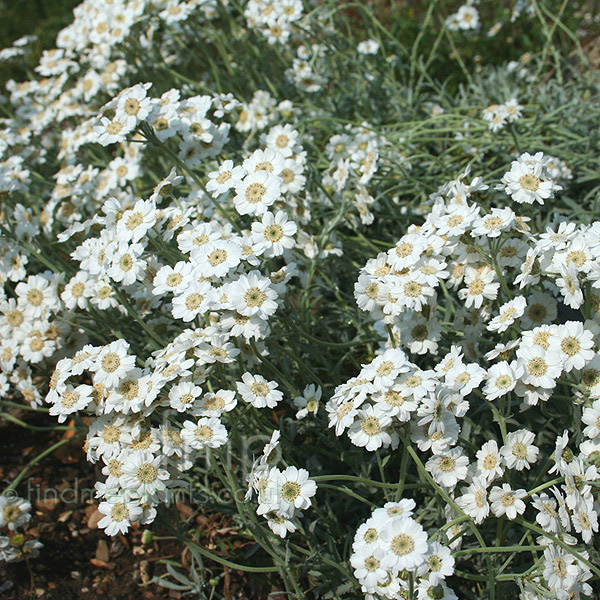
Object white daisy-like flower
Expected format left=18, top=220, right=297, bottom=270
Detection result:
left=455, top=477, right=490, bottom=524
left=458, top=267, right=499, bottom=309
left=483, top=361, right=521, bottom=400
left=531, top=493, right=561, bottom=533
left=380, top=516, right=429, bottom=571
left=48, top=384, right=94, bottom=423
left=417, top=541, right=455, bottom=585
left=351, top=546, right=387, bottom=591
left=264, top=510, right=297, bottom=538
left=426, top=447, right=469, bottom=488
left=0, top=496, right=31, bottom=531
left=90, top=340, right=136, bottom=388
left=261, top=466, right=317, bottom=517
left=229, top=270, right=278, bottom=320
left=549, top=321, right=595, bottom=373
left=191, top=239, right=242, bottom=279
left=265, top=124, right=298, bottom=158
left=556, top=265, right=584, bottom=309
left=121, top=451, right=170, bottom=497
left=372, top=499, right=417, bottom=522
left=471, top=207, right=515, bottom=238
left=236, top=373, right=283, bottom=408
left=206, top=159, right=246, bottom=198
left=293, top=384, right=321, bottom=419
left=348, top=405, right=393, bottom=451
left=106, top=241, right=146, bottom=286
left=487, top=296, right=527, bottom=333
left=251, top=210, right=297, bottom=257
left=152, top=261, right=194, bottom=296
left=489, top=484, right=527, bottom=520
left=97, top=495, right=143, bottom=536
left=498, top=151, right=561, bottom=205
left=233, top=171, right=281, bottom=216
left=168, top=381, right=203, bottom=413
left=500, top=429, right=539, bottom=471
left=171, top=281, right=213, bottom=322
left=542, top=545, right=579, bottom=591
left=197, top=389, right=237, bottom=417
left=582, top=400, right=600, bottom=439
left=475, top=440, right=504, bottom=483
left=115, top=83, right=152, bottom=128
left=516, top=345, right=562, bottom=389
left=181, top=417, right=228, bottom=450
left=243, top=148, right=285, bottom=176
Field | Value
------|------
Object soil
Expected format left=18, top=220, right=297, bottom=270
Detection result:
left=0, top=409, right=270, bottom=600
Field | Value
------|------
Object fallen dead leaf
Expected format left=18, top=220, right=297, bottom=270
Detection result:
left=90, top=558, right=114, bottom=570
left=87, top=508, right=103, bottom=529
left=95, top=539, right=110, bottom=562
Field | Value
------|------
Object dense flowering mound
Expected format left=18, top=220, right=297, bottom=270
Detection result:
left=1, top=0, right=600, bottom=598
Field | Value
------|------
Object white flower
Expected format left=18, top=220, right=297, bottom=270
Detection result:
left=264, top=510, right=297, bottom=538
left=418, top=541, right=455, bottom=585
left=251, top=211, right=297, bottom=257
left=121, top=451, right=170, bottom=497
left=489, top=484, right=527, bottom=520
left=351, top=546, right=386, bottom=590
left=261, top=466, right=317, bottom=518
left=115, top=199, right=157, bottom=243
left=191, top=240, right=242, bottom=279
left=293, top=384, right=321, bottom=419
left=234, top=171, right=281, bottom=216
left=582, top=400, right=600, bottom=439
left=471, top=207, right=515, bottom=238
left=550, top=321, right=595, bottom=373
left=106, top=241, right=146, bottom=286
left=498, top=152, right=561, bottom=205
left=458, top=267, right=499, bottom=309
left=348, top=405, right=393, bottom=451
left=153, top=261, right=194, bottom=296
left=380, top=516, right=429, bottom=571
left=483, top=361, right=521, bottom=400
left=97, top=496, right=143, bottom=536
left=542, top=545, right=579, bottom=591
left=265, top=124, right=298, bottom=158
left=229, top=270, right=278, bottom=320
left=93, top=115, right=134, bottom=145
left=500, top=429, right=539, bottom=471
left=456, top=477, right=490, bottom=524
left=0, top=496, right=31, bottom=531
left=236, top=373, right=283, bottom=408
left=487, top=296, right=527, bottom=333
left=90, top=340, right=136, bottom=388
left=171, top=281, right=213, bottom=322
left=197, top=389, right=237, bottom=417
left=48, top=384, right=94, bottom=422
left=475, top=440, right=504, bottom=484
left=115, top=83, right=152, bottom=128
left=181, top=417, right=228, bottom=450
left=556, top=265, right=584, bottom=308
left=357, top=39, right=380, bottom=55
left=517, top=345, right=562, bottom=389
left=426, top=447, right=469, bottom=488
left=206, top=160, right=245, bottom=198
left=168, top=381, right=203, bottom=413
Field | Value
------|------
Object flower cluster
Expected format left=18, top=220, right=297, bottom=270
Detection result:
left=351, top=500, right=456, bottom=599
left=330, top=155, right=600, bottom=597
left=482, top=98, right=523, bottom=132
left=0, top=495, right=42, bottom=563
left=245, top=432, right=318, bottom=538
